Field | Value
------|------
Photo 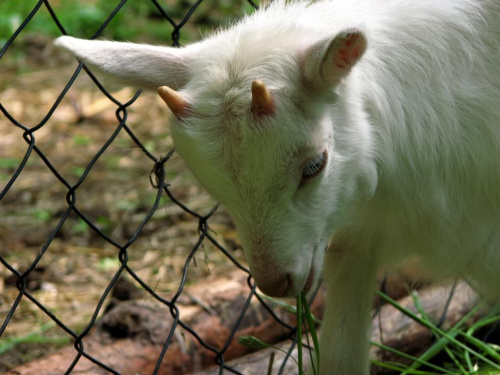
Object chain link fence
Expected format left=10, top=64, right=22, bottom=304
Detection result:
left=0, top=1, right=306, bottom=373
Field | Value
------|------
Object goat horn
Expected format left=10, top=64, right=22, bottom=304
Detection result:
left=251, top=80, right=274, bottom=116
left=157, top=86, right=189, bottom=119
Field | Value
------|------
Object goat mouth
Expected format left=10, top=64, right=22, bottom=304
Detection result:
left=302, top=265, right=315, bottom=294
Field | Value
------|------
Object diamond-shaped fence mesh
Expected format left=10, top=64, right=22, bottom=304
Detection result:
left=0, top=1, right=304, bottom=374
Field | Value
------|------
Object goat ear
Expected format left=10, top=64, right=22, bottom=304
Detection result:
left=54, top=36, right=192, bottom=90
left=301, top=29, right=367, bottom=89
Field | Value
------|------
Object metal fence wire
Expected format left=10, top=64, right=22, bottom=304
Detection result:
left=0, top=1, right=304, bottom=374
left=0, top=0, right=473, bottom=374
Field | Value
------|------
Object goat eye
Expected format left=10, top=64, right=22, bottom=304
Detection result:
left=302, top=150, right=327, bottom=179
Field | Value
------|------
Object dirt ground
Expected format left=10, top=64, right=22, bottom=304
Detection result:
left=0, top=34, right=246, bottom=371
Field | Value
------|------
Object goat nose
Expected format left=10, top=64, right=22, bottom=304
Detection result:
left=254, top=275, right=291, bottom=298
left=252, top=270, right=292, bottom=297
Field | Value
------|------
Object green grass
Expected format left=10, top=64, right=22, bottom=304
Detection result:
left=376, top=290, right=500, bottom=375
left=240, top=291, right=500, bottom=375
left=297, top=292, right=321, bottom=374
left=0, top=157, right=20, bottom=169
left=238, top=293, right=320, bottom=374
left=0, top=322, right=70, bottom=355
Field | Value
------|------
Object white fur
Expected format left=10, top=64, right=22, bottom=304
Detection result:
left=55, top=0, right=500, bottom=373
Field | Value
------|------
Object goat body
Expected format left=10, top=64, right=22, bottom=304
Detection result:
left=55, top=0, right=500, bottom=373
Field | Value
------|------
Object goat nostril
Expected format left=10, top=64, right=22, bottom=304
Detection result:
left=284, top=273, right=294, bottom=296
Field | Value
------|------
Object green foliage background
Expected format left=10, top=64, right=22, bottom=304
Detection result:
left=0, top=0, right=256, bottom=47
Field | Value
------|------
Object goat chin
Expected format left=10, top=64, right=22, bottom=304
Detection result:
left=54, top=0, right=500, bottom=373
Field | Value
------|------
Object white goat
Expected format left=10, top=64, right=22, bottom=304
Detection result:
left=55, top=0, right=500, bottom=373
